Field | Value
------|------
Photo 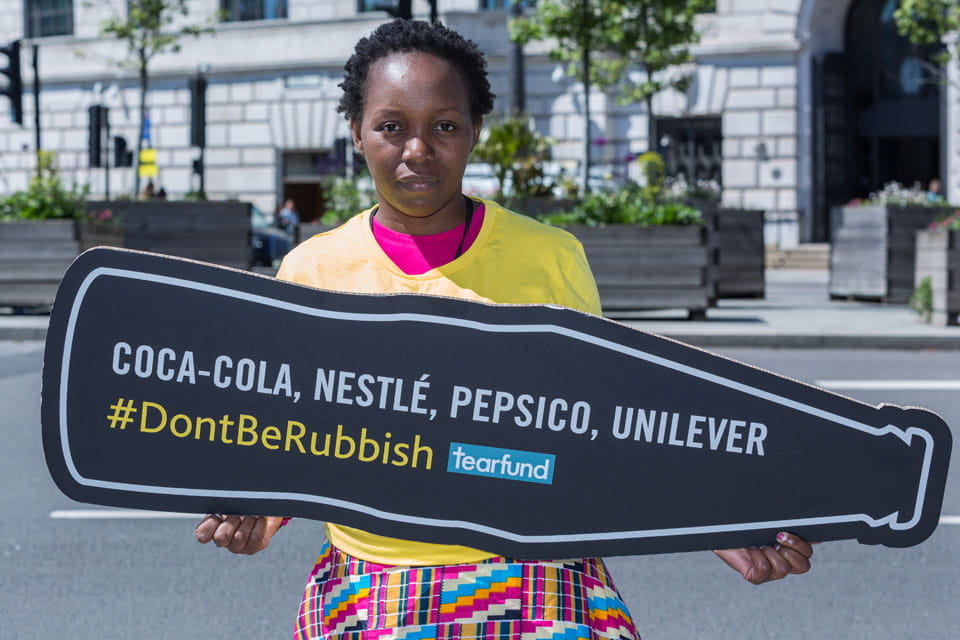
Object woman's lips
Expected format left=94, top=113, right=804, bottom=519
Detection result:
left=398, top=176, right=439, bottom=191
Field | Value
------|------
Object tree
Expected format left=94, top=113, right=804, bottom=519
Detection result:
left=608, top=0, right=713, bottom=150
left=894, top=0, right=959, bottom=88
left=101, top=0, right=210, bottom=197
left=472, top=113, right=553, bottom=203
left=510, top=1, right=622, bottom=194
left=510, top=1, right=710, bottom=194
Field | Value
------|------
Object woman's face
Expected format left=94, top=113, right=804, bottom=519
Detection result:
left=352, top=51, right=480, bottom=232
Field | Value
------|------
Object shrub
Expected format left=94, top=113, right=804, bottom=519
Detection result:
left=539, top=182, right=702, bottom=226
left=472, top=113, right=553, bottom=203
left=320, top=175, right=376, bottom=224
left=910, top=276, right=933, bottom=323
left=929, top=210, right=960, bottom=231
left=0, top=152, right=89, bottom=221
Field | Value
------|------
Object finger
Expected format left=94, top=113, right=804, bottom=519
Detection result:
left=242, top=516, right=269, bottom=555
left=743, top=547, right=772, bottom=585
left=213, top=515, right=242, bottom=548
left=777, top=546, right=813, bottom=574
left=195, top=515, right=222, bottom=544
left=776, top=532, right=814, bottom=559
left=228, top=516, right=259, bottom=554
left=761, top=546, right=791, bottom=581
left=712, top=548, right=752, bottom=577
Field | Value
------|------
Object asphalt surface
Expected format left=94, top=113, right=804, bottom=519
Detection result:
left=3, top=268, right=959, bottom=639
left=3, top=343, right=958, bottom=639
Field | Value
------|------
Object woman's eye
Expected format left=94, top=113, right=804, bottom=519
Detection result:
left=436, top=122, right=457, bottom=133
left=379, top=122, right=402, bottom=133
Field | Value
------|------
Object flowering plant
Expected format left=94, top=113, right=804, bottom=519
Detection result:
left=929, top=210, right=960, bottom=231
left=663, top=175, right=722, bottom=203
left=860, top=181, right=940, bottom=207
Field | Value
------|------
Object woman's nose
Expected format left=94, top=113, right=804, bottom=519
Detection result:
left=402, top=134, right=433, bottom=164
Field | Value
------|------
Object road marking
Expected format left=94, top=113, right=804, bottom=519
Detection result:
left=941, top=516, right=960, bottom=526
left=50, top=509, right=201, bottom=520
left=817, top=380, right=960, bottom=390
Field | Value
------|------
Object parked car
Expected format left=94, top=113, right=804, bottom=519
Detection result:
left=250, top=205, right=292, bottom=268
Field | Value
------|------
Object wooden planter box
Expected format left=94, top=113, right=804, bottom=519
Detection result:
left=565, top=225, right=712, bottom=318
left=87, top=200, right=252, bottom=269
left=829, top=205, right=950, bottom=303
left=915, top=229, right=960, bottom=326
left=700, top=205, right=765, bottom=299
left=0, top=219, right=123, bottom=309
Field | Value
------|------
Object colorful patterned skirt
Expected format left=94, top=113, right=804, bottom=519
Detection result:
left=292, top=542, right=639, bottom=640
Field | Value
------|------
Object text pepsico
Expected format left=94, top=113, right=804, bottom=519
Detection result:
left=447, top=442, right=555, bottom=485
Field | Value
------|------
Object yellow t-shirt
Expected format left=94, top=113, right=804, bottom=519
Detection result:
left=276, top=198, right=601, bottom=565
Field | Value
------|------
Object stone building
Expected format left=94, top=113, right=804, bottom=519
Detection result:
left=0, top=0, right=955, bottom=247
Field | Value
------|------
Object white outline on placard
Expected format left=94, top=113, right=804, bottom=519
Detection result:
left=56, top=266, right=937, bottom=544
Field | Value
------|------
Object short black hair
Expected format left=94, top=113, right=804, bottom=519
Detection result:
left=338, top=19, right=495, bottom=123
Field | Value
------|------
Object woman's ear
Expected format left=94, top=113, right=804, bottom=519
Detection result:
left=350, top=120, right=363, bottom=154
left=471, top=117, right=483, bottom=149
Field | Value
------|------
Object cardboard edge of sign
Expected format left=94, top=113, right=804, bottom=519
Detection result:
left=40, top=248, right=954, bottom=558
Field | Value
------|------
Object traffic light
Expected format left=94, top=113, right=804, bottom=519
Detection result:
left=114, top=135, right=133, bottom=167
left=373, top=0, right=412, bottom=19
left=189, top=75, right=206, bottom=147
left=0, top=39, right=22, bottom=125
left=335, top=136, right=348, bottom=175
left=88, top=104, right=108, bottom=168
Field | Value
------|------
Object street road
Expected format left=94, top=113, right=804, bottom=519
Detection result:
left=1, top=341, right=957, bottom=639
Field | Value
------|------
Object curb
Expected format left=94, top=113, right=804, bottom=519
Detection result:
left=4, top=321, right=960, bottom=350
left=655, top=333, right=960, bottom=350
left=0, top=324, right=49, bottom=341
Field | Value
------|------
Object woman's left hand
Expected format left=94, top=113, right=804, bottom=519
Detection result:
left=713, top=531, right=814, bottom=585
left=195, top=514, right=285, bottom=555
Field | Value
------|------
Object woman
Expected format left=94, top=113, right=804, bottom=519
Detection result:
left=196, top=19, right=813, bottom=640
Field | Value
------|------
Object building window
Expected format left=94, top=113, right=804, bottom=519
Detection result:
left=220, top=0, right=287, bottom=22
left=479, top=0, right=510, bottom=8
left=26, top=0, right=74, bottom=38
left=655, top=117, right=723, bottom=187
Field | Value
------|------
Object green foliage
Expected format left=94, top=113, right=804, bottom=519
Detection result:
left=100, top=0, right=210, bottom=66
left=100, top=0, right=212, bottom=195
left=511, top=1, right=712, bottom=189
left=511, top=1, right=711, bottom=102
left=910, top=276, right=934, bottom=323
left=894, top=0, right=959, bottom=69
left=540, top=182, right=702, bottom=226
left=931, top=211, right=960, bottom=231
left=320, top=175, right=377, bottom=224
left=636, top=151, right=666, bottom=199
left=0, top=152, right=90, bottom=221
left=472, top=114, right=553, bottom=202
left=608, top=0, right=714, bottom=105
left=510, top=1, right=622, bottom=88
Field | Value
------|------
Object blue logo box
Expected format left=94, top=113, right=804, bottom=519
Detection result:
left=447, top=442, right=555, bottom=485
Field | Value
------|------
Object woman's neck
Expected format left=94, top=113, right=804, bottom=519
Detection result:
left=372, top=193, right=471, bottom=236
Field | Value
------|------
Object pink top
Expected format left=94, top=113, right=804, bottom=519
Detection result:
left=371, top=203, right=486, bottom=275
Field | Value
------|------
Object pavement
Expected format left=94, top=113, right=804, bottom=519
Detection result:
left=2, top=268, right=959, bottom=349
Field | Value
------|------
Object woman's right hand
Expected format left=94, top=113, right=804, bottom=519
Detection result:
left=195, top=514, right=284, bottom=555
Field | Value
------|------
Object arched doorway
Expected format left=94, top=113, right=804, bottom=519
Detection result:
left=846, top=0, right=942, bottom=195
left=810, top=0, right=943, bottom=239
